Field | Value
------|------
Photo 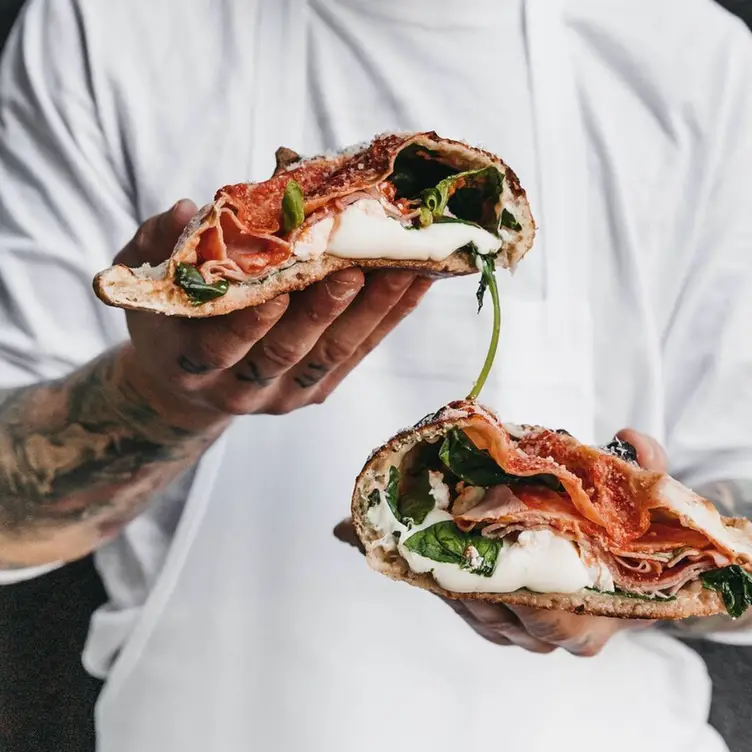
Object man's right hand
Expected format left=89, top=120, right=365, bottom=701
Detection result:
left=117, top=200, right=432, bottom=426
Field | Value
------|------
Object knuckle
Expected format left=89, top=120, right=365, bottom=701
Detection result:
left=193, top=342, right=239, bottom=371
left=318, top=338, right=354, bottom=366
left=255, top=295, right=290, bottom=321
left=171, top=373, right=202, bottom=394
left=312, top=390, right=330, bottom=406
left=302, top=301, right=336, bottom=326
left=133, top=221, right=155, bottom=254
left=215, top=391, right=256, bottom=416
left=261, top=338, right=305, bottom=369
left=572, top=643, right=603, bottom=658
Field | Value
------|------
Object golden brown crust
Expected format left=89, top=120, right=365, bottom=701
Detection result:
left=92, top=249, right=481, bottom=318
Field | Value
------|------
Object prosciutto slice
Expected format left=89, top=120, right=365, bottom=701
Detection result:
left=439, top=403, right=752, bottom=597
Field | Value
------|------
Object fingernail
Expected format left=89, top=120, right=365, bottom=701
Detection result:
left=326, top=272, right=362, bottom=301
left=172, top=199, right=198, bottom=224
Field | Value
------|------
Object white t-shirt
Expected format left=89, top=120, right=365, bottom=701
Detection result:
left=1, top=1, right=752, bottom=751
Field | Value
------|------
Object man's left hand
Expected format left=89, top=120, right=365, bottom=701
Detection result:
left=333, top=427, right=665, bottom=657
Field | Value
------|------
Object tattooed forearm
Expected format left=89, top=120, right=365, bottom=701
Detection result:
left=665, top=478, right=752, bottom=636
left=0, top=347, right=223, bottom=567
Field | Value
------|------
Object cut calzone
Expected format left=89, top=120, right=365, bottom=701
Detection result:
left=93, top=132, right=535, bottom=317
left=352, top=401, right=752, bottom=620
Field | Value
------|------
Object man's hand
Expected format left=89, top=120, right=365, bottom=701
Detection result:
left=0, top=199, right=432, bottom=568
left=334, top=428, right=666, bottom=657
left=118, top=200, right=432, bottom=427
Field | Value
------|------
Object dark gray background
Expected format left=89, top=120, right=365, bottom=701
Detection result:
left=0, top=2, right=751, bottom=750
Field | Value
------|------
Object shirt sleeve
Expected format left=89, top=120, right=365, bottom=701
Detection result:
left=0, top=0, right=136, bottom=583
left=661, top=21, right=752, bottom=491
left=0, top=0, right=135, bottom=391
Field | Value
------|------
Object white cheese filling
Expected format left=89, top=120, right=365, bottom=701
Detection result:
left=292, top=199, right=503, bottom=262
left=367, top=476, right=614, bottom=595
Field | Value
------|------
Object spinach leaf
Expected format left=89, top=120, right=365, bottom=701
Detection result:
left=405, top=441, right=444, bottom=478
left=439, top=429, right=510, bottom=486
left=601, top=437, right=638, bottom=464
left=404, top=520, right=501, bottom=577
left=376, top=465, right=435, bottom=527
left=281, top=179, right=305, bottom=233
left=473, top=251, right=494, bottom=313
left=175, top=263, right=229, bottom=305
left=389, top=144, right=455, bottom=200
left=398, top=471, right=435, bottom=527
left=472, top=536, right=502, bottom=577
left=702, top=565, right=752, bottom=618
left=439, top=429, right=564, bottom=491
left=500, top=208, right=522, bottom=231
left=422, top=166, right=504, bottom=234
left=367, top=489, right=381, bottom=509
left=382, top=465, right=401, bottom=523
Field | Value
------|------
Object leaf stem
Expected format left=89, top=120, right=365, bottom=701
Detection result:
left=467, top=260, right=501, bottom=401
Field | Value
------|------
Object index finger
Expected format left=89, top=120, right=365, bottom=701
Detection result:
left=506, top=605, right=638, bottom=656
left=114, top=199, right=198, bottom=266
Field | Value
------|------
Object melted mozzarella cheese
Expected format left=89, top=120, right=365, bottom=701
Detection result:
left=403, top=527, right=593, bottom=594
left=292, top=199, right=502, bottom=262
left=428, top=470, right=451, bottom=510
left=366, top=478, right=607, bottom=594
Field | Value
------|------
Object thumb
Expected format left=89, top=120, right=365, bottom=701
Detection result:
left=615, top=428, right=668, bottom=473
left=114, top=198, right=198, bottom=266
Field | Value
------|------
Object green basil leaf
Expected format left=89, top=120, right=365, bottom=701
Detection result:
left=439, top=429, right=564, bottom=491
left=500, top=208, right=522, bottom=231
left=398, top=471, right=435, bottom=527
left=282, top=179, right=305, bottom=233
left=175, top=263, right=229, bottom=305
left=403, top=520, right=502, bottom=577
left=702, top=565, right=752, bottom=618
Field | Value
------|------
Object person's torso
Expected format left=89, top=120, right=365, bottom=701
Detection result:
left=73, top=0, right=729, bottom=749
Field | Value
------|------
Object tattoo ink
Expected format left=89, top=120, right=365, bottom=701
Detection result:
left=177, top=355, right=211, bottom=375
left=236, top=361, right=275, bottom=387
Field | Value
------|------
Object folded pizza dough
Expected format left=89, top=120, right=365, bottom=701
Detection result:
left=94, top=132, right=535, bottom=317
left=352, top=401, right=752, bottom=620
